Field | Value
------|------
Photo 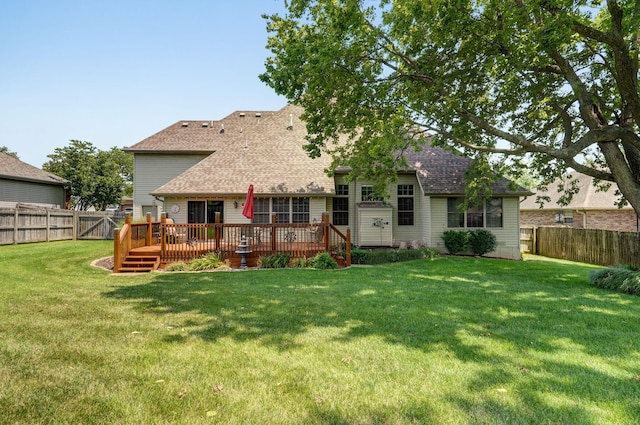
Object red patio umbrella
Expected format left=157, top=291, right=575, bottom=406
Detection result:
left=242, top=184, right=254, bottom=220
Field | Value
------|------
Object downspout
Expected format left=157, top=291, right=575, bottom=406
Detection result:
left=575, top=209, right=587, bottom=228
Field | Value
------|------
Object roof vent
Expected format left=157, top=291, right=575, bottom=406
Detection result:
left=181, top=122, right=189, bottom=128
left=255, top=113, right=261, bottom=118
left=239, top=112, right=246, bottom=118
left=201, top=122, right=209, bottom=128
left=220, top=124, right=224, bottom=134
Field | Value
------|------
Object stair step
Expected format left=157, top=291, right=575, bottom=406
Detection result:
left=117, top=255, right=160, bottom=273
left=118, top=266, right=155, bottom=273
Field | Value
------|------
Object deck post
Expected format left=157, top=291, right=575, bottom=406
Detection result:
left=322, top=212, right=330, bottom=252
left=160, top=214, right=167, bottom=259
left=271, top=213, right=277, bottom=252
left=125, top=214, right=132, bottom=254
left=113, top=228, right=121, bottom=273
left=345, top=227, right=351, bottom=267
left=215, top=212, right=221, bottom=251
left=145, top=213, right=153, bottom=246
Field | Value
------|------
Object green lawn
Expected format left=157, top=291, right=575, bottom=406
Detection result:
left=1, top=241, right=639, bottom=424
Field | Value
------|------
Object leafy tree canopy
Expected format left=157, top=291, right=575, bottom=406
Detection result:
left=43, top=140, right=133, bottom=211
left=261, top=0, right=640, bottom=213
left=0, top=146, right=19, bottom=159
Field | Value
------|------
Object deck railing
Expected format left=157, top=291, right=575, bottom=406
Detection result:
left=114, top=213, right=351, bottom=270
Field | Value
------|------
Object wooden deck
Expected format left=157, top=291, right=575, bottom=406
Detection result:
left=115, top=214, right=351, bottom=272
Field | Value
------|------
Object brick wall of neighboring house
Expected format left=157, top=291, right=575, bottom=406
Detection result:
left=521, top=209, right=639, bottom=232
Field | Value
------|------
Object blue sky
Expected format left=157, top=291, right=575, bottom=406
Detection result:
left=0, top=0, right=288, bottom=167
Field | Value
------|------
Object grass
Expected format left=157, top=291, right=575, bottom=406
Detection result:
left=1, top=241, right=640, bottom=424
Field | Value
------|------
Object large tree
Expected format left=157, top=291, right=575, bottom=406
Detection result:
left=261, top=0, right=640, bottom=213
left=43, top=141, right=133, bottom=211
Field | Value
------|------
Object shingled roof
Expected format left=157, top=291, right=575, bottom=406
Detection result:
left=125, top=109, right=279, bottom=154
left=404, top=146, right=532, bottom=196
left=150, top=105, right=335, bottom=196
left=0, top=152, right=66, bottom=185
left=520, top=173, right=631, bottom=210
left=137, top=104, right=530, bottom=197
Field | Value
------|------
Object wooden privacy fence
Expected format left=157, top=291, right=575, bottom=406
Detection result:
left=521, top=226, right=640, bottom=266
left=0, top=208, right=124, bottom=245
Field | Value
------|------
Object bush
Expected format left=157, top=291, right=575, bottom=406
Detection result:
left=589, top=265, right=640, bottom=296
left=188, top=252, right=225, bottom=271
left=422, top=247, right=441, bottom=259
left=308, top=252, right=338, bottom=269
left=468, top=229, right=497, bottom=256
left=165, top=261, right=188, bottom=272
left=442, top=230, right=470, bottom=254
left=349, top=247, right=440, bottom=265
left=290, top=257, right=309, bottom=268
left=258, top=253, right=291, bottom=269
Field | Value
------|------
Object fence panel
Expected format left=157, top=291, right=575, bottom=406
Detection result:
left=534, top=226, right=640, bottom=266
left=0, top=208, right=118, bottom=245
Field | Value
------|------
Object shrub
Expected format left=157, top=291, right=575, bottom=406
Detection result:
left=349, top=247, right=440, bottom=265
left=258, top=253, right=291, bottom=269
left=442, top=230, right=470, bottom=254
left=422, top=247, right=441, bottom=259
left=350, top=249, right=372, bottom=265
left=188, top=252, right=225, bottom=271
left=290, top=257, right=309, bottom=268
left=165, top=261, right=188, bottom=272
left=308, top=252, right=338, bottom=269
left=589, top=265, right=640, bottom=296
left=468, top=229, right=498, bottom=256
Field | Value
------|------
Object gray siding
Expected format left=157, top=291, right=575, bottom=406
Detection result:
left=0, top=178, right=65, bottom=208
left=429, top=196, right=522, bottom=260
left=132, top=154, right=209, bottom=219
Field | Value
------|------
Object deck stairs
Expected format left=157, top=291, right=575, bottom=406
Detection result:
left=118, top=255, right=160, bottom=273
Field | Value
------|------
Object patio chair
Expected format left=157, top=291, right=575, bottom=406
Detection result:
left=165, top=218, right=187, bottom=243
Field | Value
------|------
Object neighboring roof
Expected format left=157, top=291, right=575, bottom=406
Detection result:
left=0, top=152, right=66, bottom=186
left=151, top=105, right=336, bottom=196
left=403, top=146, right=532, bottom=196
left=520, top=173, right=631, bottom=210
left=125, top=109, right=280, bottom=154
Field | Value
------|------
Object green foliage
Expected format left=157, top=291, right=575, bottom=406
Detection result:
left=350, top=247, right=440, bottom=265
left=290, top=257, right=309, bottom=268
left=589, top=265, right=640, bottom=296
left=261, top=1, right=640, bottom=214
left=307, top=252, right=337, bottom=269
left=258, top=253, right=291, bottom=269
left=187, top=252, right=225, bottom=271
left=0, top=146, right=19, bottom=159
left=165, top=261, right=188, bottom=272
left=43, top=140, right=133, bottom=210
left=468, top=229, right=498, bottom=256
left=441, top=230, right=470, bottom=255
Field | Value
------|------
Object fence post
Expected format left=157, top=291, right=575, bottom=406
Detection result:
left=72, top=211, right=78, bottom=240
left=532, top=226, right=537, bottom=255
left=13, top=208, right=18, bottom=244
left=46, top=210, right=51, bottom=242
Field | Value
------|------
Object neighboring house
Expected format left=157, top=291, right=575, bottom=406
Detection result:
left=520, top=173, right=638, bottom=232
left=0, top=152, right=67, bottom=209
left=125, top=105, right=531, bottom=259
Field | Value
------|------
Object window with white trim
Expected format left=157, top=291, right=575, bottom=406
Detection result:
left=397, top=184, right=414, bottom=225
left=447, top=197, right=504, bottom=228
